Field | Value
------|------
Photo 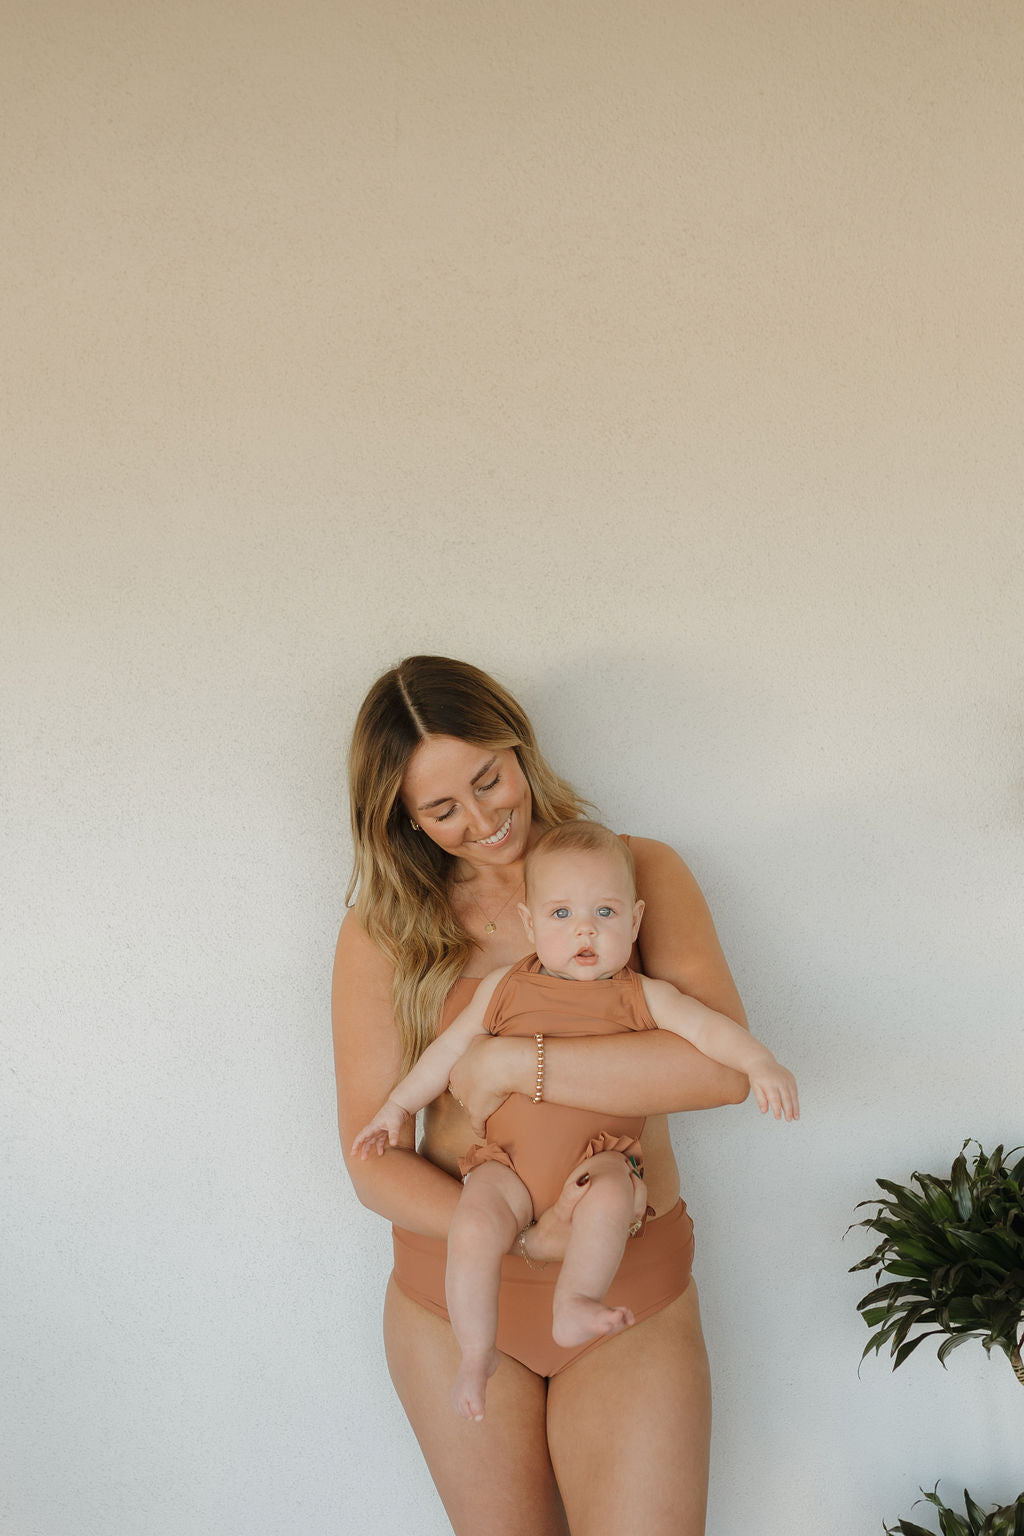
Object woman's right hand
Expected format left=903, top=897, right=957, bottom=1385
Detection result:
left=448, top=1033, right=532, bottom=1139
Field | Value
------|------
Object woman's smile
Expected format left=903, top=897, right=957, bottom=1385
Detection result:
left=473, top=811, right=513, bottom=846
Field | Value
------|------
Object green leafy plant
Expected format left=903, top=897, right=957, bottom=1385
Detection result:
left=849, top=1140, right=1024, bottom=1385
left=884, top=1483, right=1024, bottom=1536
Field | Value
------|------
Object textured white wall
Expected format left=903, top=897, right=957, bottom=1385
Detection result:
left=4, top=3, right=1022, bottom=1533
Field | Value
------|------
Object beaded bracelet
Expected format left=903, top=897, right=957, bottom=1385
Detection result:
left=531, top=1033, right=545, bottom=1104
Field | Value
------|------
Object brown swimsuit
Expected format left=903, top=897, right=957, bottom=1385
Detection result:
left=458, top=953, right=655, bottom=1209
left=391, top=957, right=695, bottom=1378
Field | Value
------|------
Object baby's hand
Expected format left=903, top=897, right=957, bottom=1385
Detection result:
left=748, top=1056, right=800, bottom=1122
left=350, top=1099, right=410, bottom=1159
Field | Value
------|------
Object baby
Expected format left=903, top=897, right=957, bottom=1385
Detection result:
left=352, top=821, right=798, bottom=1420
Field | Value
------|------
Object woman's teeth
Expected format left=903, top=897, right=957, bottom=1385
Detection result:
left=477, top=813, right=512, bottom=846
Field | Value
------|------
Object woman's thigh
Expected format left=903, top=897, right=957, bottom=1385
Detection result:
left=383, top=1276, right=570, bottom=1536
left=545, top=1281, right=712, bottom=1536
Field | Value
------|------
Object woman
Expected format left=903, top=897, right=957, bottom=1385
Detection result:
left=332, top=656, right=749, bottom=1536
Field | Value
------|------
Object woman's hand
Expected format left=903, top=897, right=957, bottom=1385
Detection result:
left=516, top=1164, right=651, bottom=1263
left=447, top=1034, right=531, bottom=1139
left=518, top=1169, right=592, bottom=1263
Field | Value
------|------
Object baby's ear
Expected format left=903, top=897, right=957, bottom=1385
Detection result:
left=517, top=902, right=535, bottom=940
left=630, top=899, right=645, bottom=941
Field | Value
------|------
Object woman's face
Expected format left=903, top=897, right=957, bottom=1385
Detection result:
left=400, top=736, right=534, bottom=872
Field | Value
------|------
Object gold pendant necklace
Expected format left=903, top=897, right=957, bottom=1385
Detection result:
left=468, top=880, right=523, bottom=935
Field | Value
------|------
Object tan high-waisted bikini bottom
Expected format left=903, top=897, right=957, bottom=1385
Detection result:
left=391, top=1197, right=694, bottom=1379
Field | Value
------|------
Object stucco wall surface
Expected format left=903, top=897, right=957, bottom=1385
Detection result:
left=3, top=3, right=1022, bottom=1533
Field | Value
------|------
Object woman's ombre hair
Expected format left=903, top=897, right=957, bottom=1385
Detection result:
left=346, top=656, right=589, bottom=1071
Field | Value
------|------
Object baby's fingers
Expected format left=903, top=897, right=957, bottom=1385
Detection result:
left=770, top=1080, right=800, bottom=1122
left=351, top=1128, right=381, bottom=1160
left=753, top=1078, right=797, bottom=1121
left=765, top=1088, right=784, bottom=1120
left=775, top=1071, right=800, bottom=1122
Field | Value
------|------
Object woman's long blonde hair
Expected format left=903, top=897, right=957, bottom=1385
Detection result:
left=347, top=656, right=589, bottom=1071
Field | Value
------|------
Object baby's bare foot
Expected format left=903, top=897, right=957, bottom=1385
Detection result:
left=552, top=1297, right=635, bottom=1348
left=451, top=1349, right=500, bottom=1421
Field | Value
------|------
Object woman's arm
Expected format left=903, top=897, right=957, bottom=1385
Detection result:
left=332, top=910, right=464, bottom=1237
left=448, top=837, right=750, bottom=1127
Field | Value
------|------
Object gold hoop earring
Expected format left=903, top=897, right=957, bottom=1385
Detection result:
left=410, top=820, right=420, bottom=831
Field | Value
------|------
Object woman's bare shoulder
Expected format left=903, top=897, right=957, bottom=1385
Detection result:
left=622, top=834, right=704, bottom=895
left=334, top=907, right=393, bottom=983
left=622, top=833, right=748, bottom=1025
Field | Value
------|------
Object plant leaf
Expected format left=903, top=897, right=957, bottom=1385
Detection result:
left=964, top=1489, right=986, bottom=1534
left=951, top=1154, right=974, bottom=1219
left=859, top=1282, right=908, bottom=1308
left=914, top=1174, right=957, bottom=1220
left=893, top=1331, right=941, bottom=1368
left=877, top=1178, right=932, bottom=1215
left=937, top=1332, right=975, bottom=1367
left=957, top=1230, right=1023, bottom=1268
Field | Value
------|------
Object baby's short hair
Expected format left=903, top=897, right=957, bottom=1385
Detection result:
left=525, top=820, right=636, bottom=898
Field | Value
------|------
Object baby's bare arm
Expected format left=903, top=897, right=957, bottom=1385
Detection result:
left=350, top=966, right=507, bottom=1159
left=640, top=975, right=799, bottom=1121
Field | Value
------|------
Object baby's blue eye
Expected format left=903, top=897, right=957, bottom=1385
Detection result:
left=597, top=906, right=614, bottom=917
left=552, top=907, right=569, bottom=919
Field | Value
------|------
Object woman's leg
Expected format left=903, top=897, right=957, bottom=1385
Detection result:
left=551, top=1150, right=636, bottom=1347
left=384, top=1276, right=570, bottom=1536
left=445, top=1163, right=533, bottom=1419
left=546, top=1281, right=712, bottom=1536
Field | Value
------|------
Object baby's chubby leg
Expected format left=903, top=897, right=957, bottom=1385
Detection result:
left=551, top=1150, right=639, bottom=1349
left=445, top=1162, right=533, bottom=1422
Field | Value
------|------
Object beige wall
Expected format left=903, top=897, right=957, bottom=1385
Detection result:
left=5, top=3, right=1023, bottom=1533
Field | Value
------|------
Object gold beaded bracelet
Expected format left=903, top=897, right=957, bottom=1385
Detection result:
left=531, top=1033, right=545, bottom=1103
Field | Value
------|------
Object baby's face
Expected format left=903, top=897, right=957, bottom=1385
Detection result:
left=518, top=848, right=644, bottom=981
